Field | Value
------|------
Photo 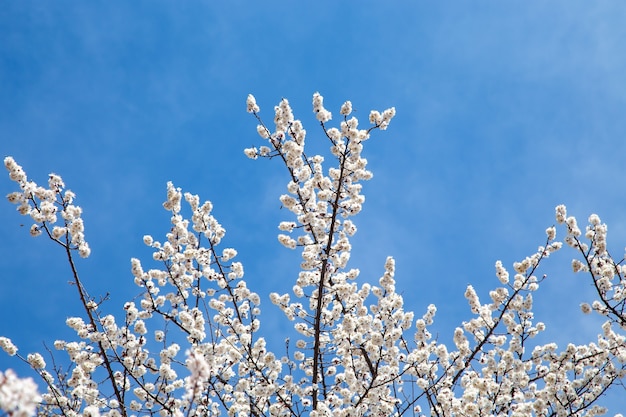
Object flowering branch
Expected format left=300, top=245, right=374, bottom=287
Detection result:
left=1, top=93, right=625, bottom=417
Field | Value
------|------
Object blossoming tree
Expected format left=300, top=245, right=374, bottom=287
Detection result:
left=1, top=94, right=625, bottom=417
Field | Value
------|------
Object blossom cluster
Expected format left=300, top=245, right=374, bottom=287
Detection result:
left=4, top=156, right=90, bottom=258
left=424, top=229, right=626, bottom=416
left=2, top=93, right=626, bottom=417
left=0, top=369, right=41, bottom=417
left=247, top=93, right=410, bottom=415
left=556, top=205, right=626, bottom=337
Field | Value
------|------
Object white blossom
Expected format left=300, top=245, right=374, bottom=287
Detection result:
left=26, top=353, right=46, bottom=369
left=246, top=94, right=259, bottom=113
left=0, top=369, right=41, bottom=417
left=2, top=96, right=626, bottom=417
left=0, top=337, right=17, bottom=356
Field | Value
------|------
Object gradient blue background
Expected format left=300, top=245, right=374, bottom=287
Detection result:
left=2, top=1, right=626, bottom=412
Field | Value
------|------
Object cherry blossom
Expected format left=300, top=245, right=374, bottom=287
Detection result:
left=2, top=94, right=626, bottom=417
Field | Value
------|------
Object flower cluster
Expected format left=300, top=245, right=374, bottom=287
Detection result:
left=4, top=157, right=90, bottom=258
left=421, top=231, right=626, bottom=416
left=557, top=205, right=626, bottom=332
left=0, top=369, right=42, bottom=417
left=2, top=94, right=626, bottom=417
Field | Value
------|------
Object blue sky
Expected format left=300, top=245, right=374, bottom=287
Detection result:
left=2, top=1, right=626, bottom=411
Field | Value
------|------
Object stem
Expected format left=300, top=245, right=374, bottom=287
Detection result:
left=63, top=243, right=127, bottom=417
left=311, top=136, right=349, bottom=410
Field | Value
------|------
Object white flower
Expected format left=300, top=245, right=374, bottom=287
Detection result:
left=278, top=221, right=296, bottom=232
left=134, top=320, right=147, bottom=335
left=78, top=242, right=91, bottom=258
left=293, top=285, right=304, bottom=298
left=369, top=110, right=381, bottom=125
left=246, top=94, right=260, bottom=113
left=27, top=353, right=46, bottom=369
left=312, top=92, right=332, bottom=123
left=256, top=124, right=270, bottom=139
left=566, top=216, right=581, bottom=237
left=278, top=234, right=297, bottom=249
left=47, top=174, right=64, bottom=191
left=66, top=317, right=85, bottom=331
left=143, top=235, right=153, bottom=246
left=0, top=369, right=41, bottom=417
left=83, top=405, right=101, bottom=417
left=555, top=204, right=567, bottom=224
left=572, top=259, right=586, bottom=273
left=495, top=260, right=509, bottom=284
left=0, top=337, right=18, bottom=356
left=4, top=157, right=27, bottom=184
left=588, top=213, right=601, bottom=226
left=184, top=349, right=211, bottom=400
left=51, top=226, right=67, bottom=239
left=340, top=101, right=352, bottom=116
left=378, top=107, right=396, bottom=130
left=221, top=248, right=237, bottom=261
left=29, top=224, right=41, bottom=237
left=244, top=147, right=258, bottom=159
